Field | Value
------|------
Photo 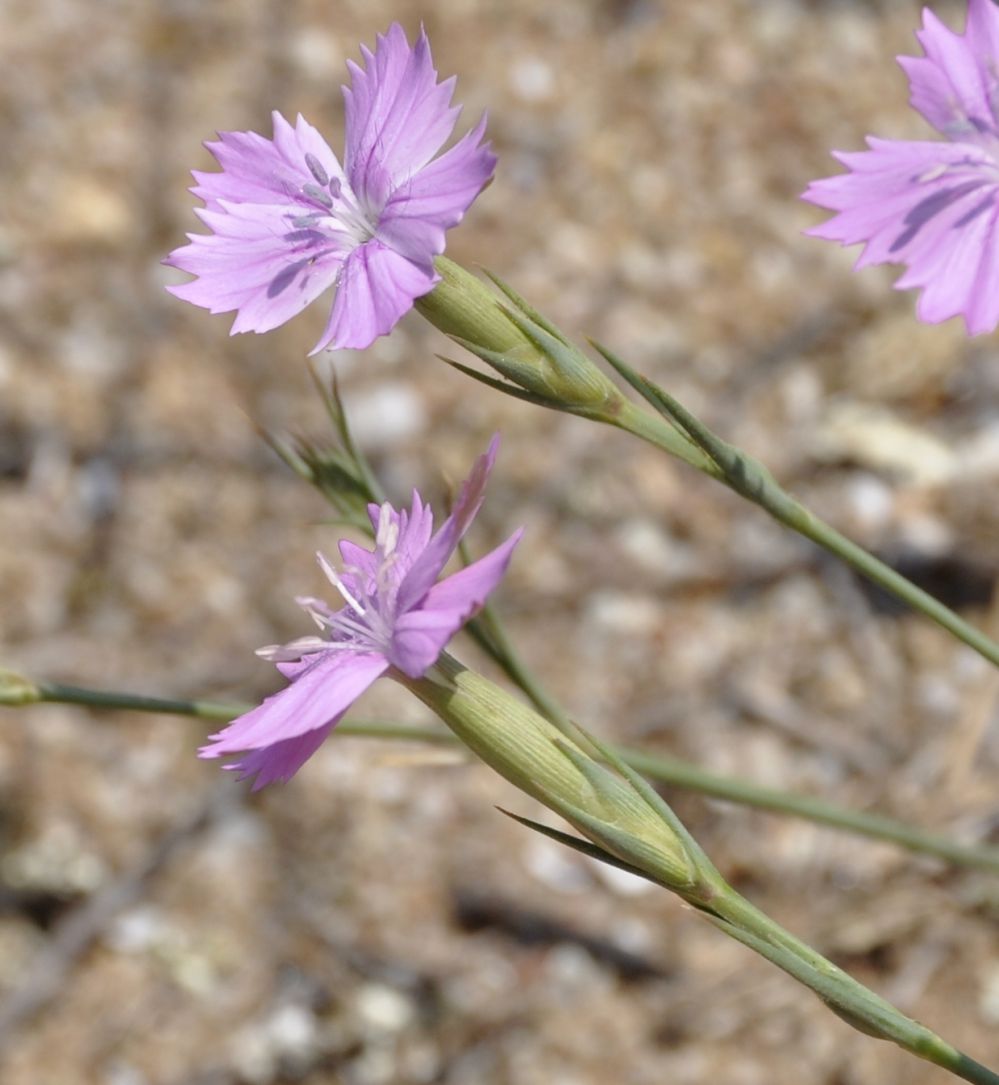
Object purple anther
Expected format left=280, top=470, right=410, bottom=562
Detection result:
left=305, top=153, right=330, bottom=187
left=302, top=183, right=334, bottom=209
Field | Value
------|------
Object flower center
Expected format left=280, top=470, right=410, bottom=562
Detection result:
left=291, top=153, right=377, bottom=248
left=311, top=508, right=404, bottom=655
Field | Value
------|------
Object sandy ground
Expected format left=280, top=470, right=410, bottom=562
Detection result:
left=1, top=0, right=997, bottom=1082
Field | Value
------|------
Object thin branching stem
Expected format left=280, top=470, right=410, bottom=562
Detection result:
left=3, top=677, right=997, bottom=874
left=593, top=341, right=999, bottom=671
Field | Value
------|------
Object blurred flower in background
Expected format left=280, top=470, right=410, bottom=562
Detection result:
left=803, top=0, right=999, bottom=334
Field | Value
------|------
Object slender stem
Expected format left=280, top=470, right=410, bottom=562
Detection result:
left=706, top=887, right=999, bottom=1084
left=29, top=682, right=245, bottom=721
left=5, top=676, right=998, bottom=874
left=467, top=601, right=575, bottom=732
left=954, top=1055, right=999, bottom=1085
left=610, top=399, right=725, bottom=479
left=607, top=372, right=999, bottom=671
left=335, top=721, right=455, bottom=744
left=467, top=602, right=999, bottom=871
left=772, top=495, right=999, bottom=669
left=622, top=748, right=999, bottom=873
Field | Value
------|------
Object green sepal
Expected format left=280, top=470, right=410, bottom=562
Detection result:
left=569, top=806, right=691, bottom=888
left=436, top=356, right=554, bottom=407
left=465, top=306, right=620, bottom=414
left=498, top=306, right=611, bottom=410
left=446, top=338, right=565, bottom=404
left=498, top=303, right=571, bottom=356
left=568, top=729, right=722, bottom=886
left=540, top=788, right=694, bottom=889
left=551, top=738, right=653, bottom=826
left=497, top=807, right=656, bottom=883
left=479, top=269, right=573, bottom=346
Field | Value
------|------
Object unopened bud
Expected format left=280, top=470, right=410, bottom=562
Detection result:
left=402, top=653, right=696, bottom=889
left=416, top=258, right=625, bottom=418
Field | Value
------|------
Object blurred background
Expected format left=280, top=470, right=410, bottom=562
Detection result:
left=1, top=0, right=998, bottom=1081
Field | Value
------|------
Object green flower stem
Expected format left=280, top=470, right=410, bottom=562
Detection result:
left=416, top=259, right=999, bottom=668
left=703, top=884, right=999, bottom=1085
left=416, top=258, right=714, bottom=473
left=595, top=345, right=999, bottom=671
left=610, top=397, right=727, bottom=479
left=464, top=600, right=999, bottom=872
left=465, top=598, right=576, bottom=735
left=627, top=404, right=999, bottom=668
left=4, top=680, right=243, bottom=721
left=772, top=492, right=999, bottom=668
left=621, top=746, right=999, bottom=873
left=400, top=657, right=999, bottom=1085
left=578, top=731, right=998, bottom=1083
left=3, top=673, right=997, bottom=874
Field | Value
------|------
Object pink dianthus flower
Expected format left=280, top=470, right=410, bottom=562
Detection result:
left=166, top=24, right=495, bottom=351
left=200, top=438, right=521, bottom=789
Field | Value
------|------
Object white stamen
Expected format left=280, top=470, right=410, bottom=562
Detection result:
left=329, top=611, right=379, bottom=641
left=375, top=503, right=399, bottom=556
left=295, top=594, right=335, bottom=629
left=917, top=163, right=949, bottom=184
left=256, top=635, right=328, bottom=661
left=316, top=551, right=365, bottom=613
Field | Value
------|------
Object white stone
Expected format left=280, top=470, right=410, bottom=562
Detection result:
left=348, top=382, right=427, bottom=448
left=356, top=982, right=416, bottom=1033
left=510, top=57, right=555, bottom=102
